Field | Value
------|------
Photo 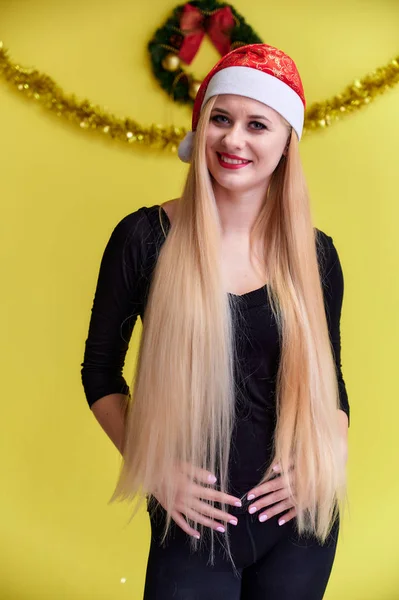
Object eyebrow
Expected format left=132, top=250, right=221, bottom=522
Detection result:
left=211, top=107, right=273, bottom=125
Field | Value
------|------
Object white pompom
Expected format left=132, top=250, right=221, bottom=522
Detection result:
left=178, top=131, right=195, bottom=163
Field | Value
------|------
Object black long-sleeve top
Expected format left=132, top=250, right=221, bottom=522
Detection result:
left=81, top=204, right=350, bottom=494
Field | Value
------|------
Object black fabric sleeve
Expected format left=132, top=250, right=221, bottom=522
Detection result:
left=317, top=230, right=350, bottom=427
left=80, top=208, right=151, bottom=408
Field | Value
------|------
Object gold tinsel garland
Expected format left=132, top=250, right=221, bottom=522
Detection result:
left=0, top=40, right=398, bottom=153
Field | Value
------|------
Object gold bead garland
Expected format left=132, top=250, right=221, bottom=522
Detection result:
left=0, top=40, right=398, bottom=153
left=0, top=41, right=186, bottom=153
left=303, top=56, right=399, bottom=133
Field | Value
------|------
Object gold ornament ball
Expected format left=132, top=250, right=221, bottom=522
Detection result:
left=189, top=79, right=202, bottom=99
left=162, top=53, right=180, bottom=72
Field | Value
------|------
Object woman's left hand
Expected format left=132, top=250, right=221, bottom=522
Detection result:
left=246, top=464, right=296, bottom=526
left=246, top=436, right=348, bottom=526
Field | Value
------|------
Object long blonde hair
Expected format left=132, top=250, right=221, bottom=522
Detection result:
left=109, top=95, right=348, bottom=568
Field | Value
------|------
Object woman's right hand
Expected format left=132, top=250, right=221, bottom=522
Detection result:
left=152, top=461, right=243, bottom=539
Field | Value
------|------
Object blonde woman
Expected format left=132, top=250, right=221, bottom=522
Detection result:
left=81, top=43, right=350, bottom=599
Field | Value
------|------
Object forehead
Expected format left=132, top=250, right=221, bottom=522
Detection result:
left=211, top=94, right=279, bottom=119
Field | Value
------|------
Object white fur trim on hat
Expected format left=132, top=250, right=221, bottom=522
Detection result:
left=201, top=66, right=304, bottom=140
left=178, top=131, right=195, bottom=163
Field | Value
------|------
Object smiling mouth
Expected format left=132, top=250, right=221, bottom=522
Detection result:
left=217, top=152, right=252, bottom=168
left=217, top=153, right=252, bottom=164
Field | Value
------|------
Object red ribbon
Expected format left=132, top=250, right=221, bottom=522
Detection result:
left=178, top=3, right=235, bottom=65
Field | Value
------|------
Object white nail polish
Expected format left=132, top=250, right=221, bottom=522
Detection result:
left=279, top=519, right=285, bottom=526
left=247, top=494, right=255, bottom=500
left=216, top=526, right=225, bottom=533
left=259, top=515, right=267, bottom=522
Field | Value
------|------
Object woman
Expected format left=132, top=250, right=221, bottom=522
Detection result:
left=81, top=43, right=350, bottom=599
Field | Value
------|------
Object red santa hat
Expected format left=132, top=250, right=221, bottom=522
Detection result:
left=178, top=43, right=306, bottom=163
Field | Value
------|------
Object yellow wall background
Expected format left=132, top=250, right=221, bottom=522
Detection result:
left=1, top=0, right=398, bottom=598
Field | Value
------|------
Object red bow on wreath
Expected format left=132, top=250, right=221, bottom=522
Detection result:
left=178, top=3, right=235, bottom=65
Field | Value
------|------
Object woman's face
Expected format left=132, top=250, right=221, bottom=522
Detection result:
left=205, top=94, right=290, bottom=196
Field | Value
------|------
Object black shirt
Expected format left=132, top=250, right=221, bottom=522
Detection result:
left=81, top=204, right=350, bottom=494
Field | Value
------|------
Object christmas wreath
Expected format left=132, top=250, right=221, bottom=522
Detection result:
left=148, top=0, right=263, bottom=105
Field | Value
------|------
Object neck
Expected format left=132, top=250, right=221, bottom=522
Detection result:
left=212, top=182, right=270, bottom=238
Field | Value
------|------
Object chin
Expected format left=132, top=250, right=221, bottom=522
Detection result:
left=212, top=177, right=250, bottom=193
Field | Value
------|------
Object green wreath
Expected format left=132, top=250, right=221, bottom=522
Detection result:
left=148, top=0, right=263, bottom=106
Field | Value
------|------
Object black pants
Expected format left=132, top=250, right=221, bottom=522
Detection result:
left=143, top=499, right=340, bottom=599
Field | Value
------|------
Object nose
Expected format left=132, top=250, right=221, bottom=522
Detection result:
left=221, top=123, right=245, bottom=151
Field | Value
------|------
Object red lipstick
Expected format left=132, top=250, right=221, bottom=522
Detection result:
left=217, top=152, right=252, bottom=170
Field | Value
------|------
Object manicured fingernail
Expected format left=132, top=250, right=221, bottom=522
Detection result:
left=273, top=465, right=280, bottom=471
left=216, top=526, right=225, bottom=533
left=194, top=533, right=200, bottom=539
left=234, top=501, right=242, bottom=507
left=259, top=514, right=268, bottom=522
left=247, top=494, right=255, bottom=500
left=208, top=475, right=217, bottom=483
left=248, top=506, right=258, bottom=514
left=229, top=519, right=238, bottom=526
left=278, top=520, right=285, bottom=526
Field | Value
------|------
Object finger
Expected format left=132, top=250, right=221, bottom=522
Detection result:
left=179, top=462, right=218, bottom=485
left=182, top=506, right=227, bottom=533
left=190, top=498, right=238, bottom=525
left=278, top=508, right=297, bottom=526
left=171, top=510, right=201, bottom=539
left=256, top=498, right=296, bottom=521
left=248, top=488, right=292, bottom=514
left=247, top=476, right=287, bottom=501
left=191, top=484, right=242, bottom=507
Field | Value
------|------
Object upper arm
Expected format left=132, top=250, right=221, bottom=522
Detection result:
left=316, top=229, right=344, bottom=337
left=316, top=229, right=350, bottom=426
left=80, top=208, right=150, bottom=408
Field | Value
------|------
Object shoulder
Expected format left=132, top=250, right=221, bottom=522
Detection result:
left=100, top=205, right=165, bottom=275
left=314, top=227, right=333, bottom=250
left=113, top=204, right=160, bottom=235
left=107, top=204, right=169, bottom=251
left=116, top=199, right=179, bottom=235
left=161, top=198, right=179, bottom=221
left=314, top=227, right=341, bottom=281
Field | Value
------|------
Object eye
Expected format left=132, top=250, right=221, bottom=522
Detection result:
left=210, top=115, right=268, bottom=131
left=249, top=121, right=267, bottom=131
left=210, top=114, right=230, bottom=125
